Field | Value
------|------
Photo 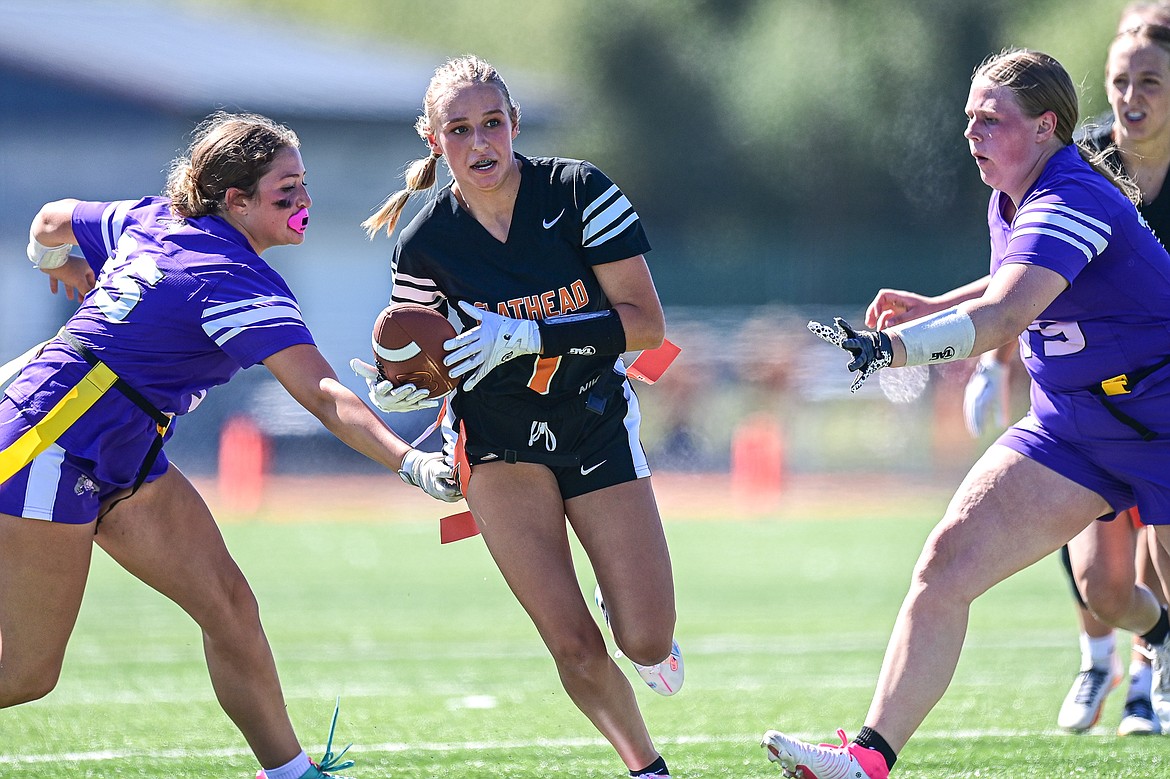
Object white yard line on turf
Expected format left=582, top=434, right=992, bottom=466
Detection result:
left=13, top=729, right=1113, bottom=764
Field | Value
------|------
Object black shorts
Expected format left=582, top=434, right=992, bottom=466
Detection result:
left=448, top=377, right=651, bottom=499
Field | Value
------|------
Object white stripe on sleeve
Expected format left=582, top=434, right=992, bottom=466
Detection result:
left=100, top=200, right=135, bottom=258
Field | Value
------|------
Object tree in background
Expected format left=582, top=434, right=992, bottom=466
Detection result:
left=190, top=0, right=1130, bottom=302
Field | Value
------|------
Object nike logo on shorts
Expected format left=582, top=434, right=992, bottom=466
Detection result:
left=580, top=459, right=607, bottom=476
left=543, top=209, right=565, bottom=229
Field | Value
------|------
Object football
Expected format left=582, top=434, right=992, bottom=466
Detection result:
left=371, top=303, right=459, bottom=396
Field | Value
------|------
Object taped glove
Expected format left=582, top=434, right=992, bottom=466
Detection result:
left=350, top=358, right=440, bottom=413
left=399, top=448, right=462, bottom=502
left=443, top=300, right=541, bottom=392
left=963, top=352, right=1009, bottom=437
left=808, top=317, right=893, bottom=393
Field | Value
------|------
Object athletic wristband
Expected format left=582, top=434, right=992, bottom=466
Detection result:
left=894, top=306, right=976, bottom=366
left=538, top=309, right=627, bottom=357
left=27, top=237, right=73, bottom=270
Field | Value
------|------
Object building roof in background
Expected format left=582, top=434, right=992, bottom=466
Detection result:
left=0, top=0, right=460, bottom=120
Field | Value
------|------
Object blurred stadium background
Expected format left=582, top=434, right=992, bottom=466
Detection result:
left=0, top=0, right=1133, bottom=502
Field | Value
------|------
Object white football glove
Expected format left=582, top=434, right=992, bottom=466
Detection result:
left=443, top=300, right=541, bottom=392
left=399, top=448, right=462, bottom=502
left=350, top=358, right=440, bottom=413
left=963, top=352, right=1009, bottom=437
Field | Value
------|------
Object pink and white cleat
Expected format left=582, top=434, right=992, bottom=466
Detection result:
left=761, top=729, right=890, bottom=779
left=594, top=584, right=684, bottom=696
left=632, top=638, right=684, bottom=696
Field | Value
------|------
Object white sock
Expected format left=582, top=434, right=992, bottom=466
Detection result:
left=1080, top=631, right=1116, bottom=671
left=1128, top=662, right=1153, bottom=702
left=261, top=751, right=312, bottom=779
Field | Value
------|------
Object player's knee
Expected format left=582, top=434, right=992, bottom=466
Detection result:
left=620, top=634, right=674, bottom=668
left=1079, top=576, right=1134, bottom=624
left=196, top=572, right=262, bottom=641
left=613, top=621, right=674, bottom=667
left=911, top=531, right=981, bottom=605
left=547, top=627, right=609, bottom=680
left=0, top=664, right=61, bottom=707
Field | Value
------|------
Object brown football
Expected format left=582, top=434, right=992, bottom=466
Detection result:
left=372, top=303, right=459, bottom=396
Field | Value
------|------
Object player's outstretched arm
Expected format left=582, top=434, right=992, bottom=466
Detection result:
left=865, top=275, right=992, bottom=330
left=266, top=344, right=460, bottom=500
left=813, top=265, right=1066, bottom=393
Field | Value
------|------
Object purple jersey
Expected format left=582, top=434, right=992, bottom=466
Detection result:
left=7, top=197, right=314, bottom=419
left=989, top=144, right=1170, bottom=399
left=2, top=197, right=314, bottom=515
left=990, top=146, right=1170, bottom=523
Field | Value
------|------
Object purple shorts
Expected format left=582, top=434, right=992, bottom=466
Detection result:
left=998, top=409, right=1170, bottom=525
left=0, top=395, right=170, bottom=524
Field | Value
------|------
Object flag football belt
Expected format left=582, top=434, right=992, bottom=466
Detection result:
left=463, top=443, right=579, bottom=468
left=1088, top=354, right=1170, bottom=441
left=57, top=329, right=174, bottom=505
left=454, top=370, right=628, bottom=468
left=459, top=366, right=626, bottom=421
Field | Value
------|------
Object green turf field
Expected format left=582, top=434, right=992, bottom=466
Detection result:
left=6, top=512, right=1168, bottom=778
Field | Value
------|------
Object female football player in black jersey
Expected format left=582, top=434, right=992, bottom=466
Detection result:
left=356, top=55, right=682, bottom=779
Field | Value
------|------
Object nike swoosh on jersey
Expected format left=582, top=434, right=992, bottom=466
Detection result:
left=580, top=459, right=607, bottom=476
left=543, top=209, right=566, bottom=229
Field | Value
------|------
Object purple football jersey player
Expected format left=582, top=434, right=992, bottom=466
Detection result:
left=0, top=112, right=454, bottom=779
left=766, top=50, right=1170, bottom=778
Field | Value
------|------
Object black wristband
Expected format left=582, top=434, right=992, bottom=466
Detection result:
left=538, top=309, right=627, bottom=357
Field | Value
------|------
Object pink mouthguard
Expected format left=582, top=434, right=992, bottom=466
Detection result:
left=288, top=208, right=309, bottom=234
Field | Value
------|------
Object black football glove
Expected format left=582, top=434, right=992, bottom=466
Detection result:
left=807, top=317, right=893, bottom=393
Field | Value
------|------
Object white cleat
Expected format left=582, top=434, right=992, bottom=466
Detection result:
left=1151, top=635, right=1170, bottom=732
left=632, top=638, right=684, bottom=696
left=761, top=729, right=889, bottom=779
left=1056, top=658, right=1122, bottom=732
left=593, top=584, right=684, bottom=696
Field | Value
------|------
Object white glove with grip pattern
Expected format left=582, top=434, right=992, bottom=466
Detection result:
left=399, top=449, right=462, bottom=502
left=963, top=352, right=1009, bottom=437
left=350, top=358, right=440, bottom=413
left=443, top=301, right=541, bottom=392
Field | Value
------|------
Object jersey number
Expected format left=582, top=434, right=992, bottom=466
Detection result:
left=92, top=236, right=163, bottom=322
left=1021, top=320, right=1086, bottom=358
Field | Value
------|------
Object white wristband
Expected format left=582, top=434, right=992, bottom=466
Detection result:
left=27, top=237, right=74, bottom=270
left=894, top=306, right=976, bottom=366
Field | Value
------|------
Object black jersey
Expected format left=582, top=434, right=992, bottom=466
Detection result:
left=1082, top=122, right=1170, bottom=239
left=390, top=154, right=652, bottom=412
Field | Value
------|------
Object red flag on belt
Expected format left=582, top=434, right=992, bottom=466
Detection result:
left=440, top=420, right=480, bottom=543
left=626, top=338, right=681, bottom=385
